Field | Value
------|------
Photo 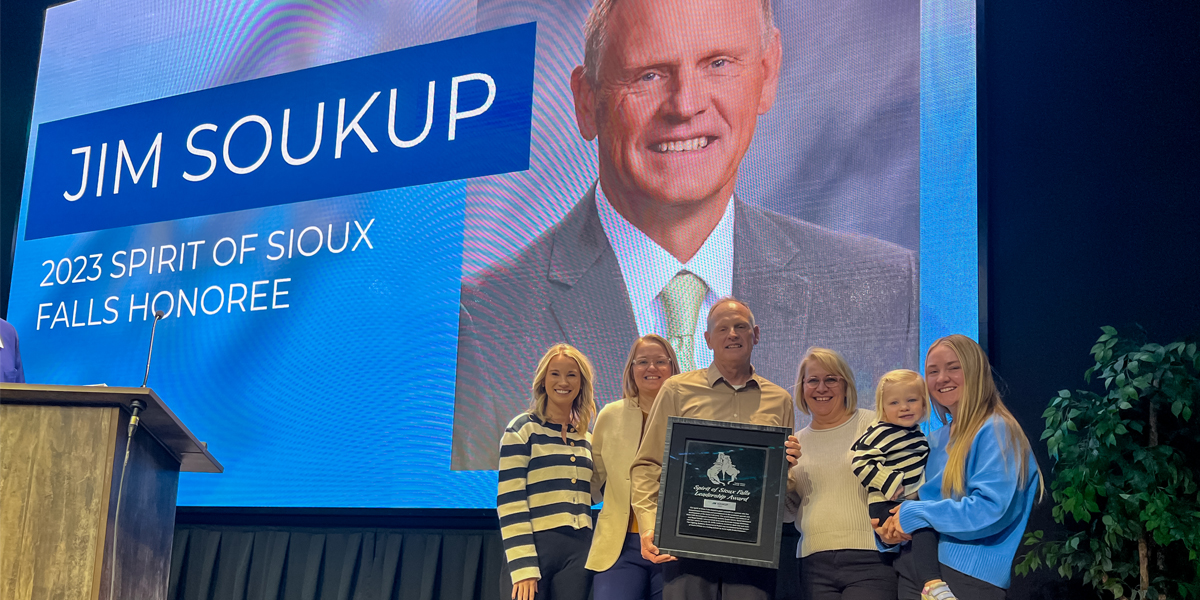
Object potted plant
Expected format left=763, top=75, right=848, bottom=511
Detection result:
left=1016, top=327, right=1200, bottom=599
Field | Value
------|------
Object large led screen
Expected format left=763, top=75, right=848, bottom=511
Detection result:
left=6, top=0, right=978, bottom=507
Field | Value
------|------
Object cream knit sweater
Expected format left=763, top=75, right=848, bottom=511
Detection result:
left=789, top=408, right=878, bottom=558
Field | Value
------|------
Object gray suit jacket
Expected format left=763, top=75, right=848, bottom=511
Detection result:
left=452, top=188, right=917, bottom=470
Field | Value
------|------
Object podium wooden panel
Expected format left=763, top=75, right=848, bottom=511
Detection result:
left=0, top=384, right=221, bottom=600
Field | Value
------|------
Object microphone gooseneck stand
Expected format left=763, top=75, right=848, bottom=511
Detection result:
left=108, top=310, right=164, bottom=599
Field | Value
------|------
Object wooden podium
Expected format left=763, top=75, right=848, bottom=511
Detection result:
left=0, top=383, right=221, bottom=600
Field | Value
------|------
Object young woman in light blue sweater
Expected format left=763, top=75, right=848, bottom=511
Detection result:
left=875, top=335, right=1042, bottom=600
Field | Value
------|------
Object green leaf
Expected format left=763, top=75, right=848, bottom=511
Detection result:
left=1108, top=582, right=1124, bottom=599
left=1173, top=400, right=1183, bottom=416
left=1119, top=401, right=1132, bottom=410
left=1101, top=325, right=1118, bottom=335
left=1106, top=433, right=1117, bottom=446
left=1114, top=423, right=1127, bottom=435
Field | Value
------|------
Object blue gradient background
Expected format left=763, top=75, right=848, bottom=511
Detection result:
left=7, top=0, right=976, bottom=507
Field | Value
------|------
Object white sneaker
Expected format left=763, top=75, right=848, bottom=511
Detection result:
left=921, top=580, right=958, bottom=600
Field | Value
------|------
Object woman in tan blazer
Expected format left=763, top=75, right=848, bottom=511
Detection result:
left=587, top=334, right=680, bottom=600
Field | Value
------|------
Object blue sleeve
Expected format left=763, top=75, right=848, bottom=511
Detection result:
left=1, top=321, right=24, bottom=384
left=898, top=419, right=1026, bottom=540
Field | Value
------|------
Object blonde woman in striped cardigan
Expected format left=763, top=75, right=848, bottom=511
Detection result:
left=498, top=344, right=600, bottom=600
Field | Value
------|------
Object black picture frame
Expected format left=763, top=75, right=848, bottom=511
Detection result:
left=652, top=417, right=791, bottom=569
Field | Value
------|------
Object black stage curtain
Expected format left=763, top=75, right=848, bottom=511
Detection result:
left=170, top=522, right=801, bottom=600
left=169, top=526, right=504, bottom=600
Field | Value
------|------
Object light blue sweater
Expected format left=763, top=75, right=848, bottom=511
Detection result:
left=895, top=416, right=1040, bottom=589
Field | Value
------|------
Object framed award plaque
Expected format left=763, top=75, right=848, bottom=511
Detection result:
left=652, top=417, right=791, bottom=569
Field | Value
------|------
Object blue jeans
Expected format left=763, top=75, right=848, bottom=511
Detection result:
left=593, top=532, right=664, bottom=600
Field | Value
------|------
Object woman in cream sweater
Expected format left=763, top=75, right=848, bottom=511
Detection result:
left=587, top=334, right=681, bottom=600
left=785, top=347, right=896, bottom=600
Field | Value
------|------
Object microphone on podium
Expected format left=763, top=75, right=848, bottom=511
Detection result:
left=140, top=309, right=167, bottom=388
left=110, top=309, right=166, bottom=600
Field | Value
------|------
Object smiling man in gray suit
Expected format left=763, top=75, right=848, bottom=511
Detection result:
left=451, top=0, right=916, bottom=471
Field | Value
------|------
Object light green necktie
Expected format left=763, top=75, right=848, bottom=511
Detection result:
left=661, top=271, right=708, bottom=371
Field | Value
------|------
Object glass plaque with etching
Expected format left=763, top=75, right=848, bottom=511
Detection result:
left=653, top=417, right=790, bottom=569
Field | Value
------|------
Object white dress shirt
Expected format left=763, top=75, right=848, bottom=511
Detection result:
left=595, top=183, right=734, bottom=368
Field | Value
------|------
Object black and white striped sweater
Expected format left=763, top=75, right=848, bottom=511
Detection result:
left=850, top=421, right=929, bottom=504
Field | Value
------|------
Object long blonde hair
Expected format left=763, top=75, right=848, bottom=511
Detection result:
left=620, top=334, right=681, bottom=399
left=874, top=369, right=928, bottom=422
left=928, top=335, right=1042, bottom=499
left=794, top=347, right=858, bottom=416
left=530, top=344, right=597, bottom=432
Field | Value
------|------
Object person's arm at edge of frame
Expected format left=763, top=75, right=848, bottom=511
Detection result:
left=497, top=419, right=541, bottom=600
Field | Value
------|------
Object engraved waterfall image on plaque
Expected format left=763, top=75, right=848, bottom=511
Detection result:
left=677, top=441, right=766, bottom=544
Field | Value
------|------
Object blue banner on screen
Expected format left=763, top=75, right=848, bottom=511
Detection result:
left=24, top=24, right=535, bottom=240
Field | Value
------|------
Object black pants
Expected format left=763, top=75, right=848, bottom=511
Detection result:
left=775, top=524, right=803, bottom=600
left=501, top=526, right=592, bottom=600
left=663, top=557, right=776, bottom=600
left=797, top=549, right=896, bottom=600
left=869, top=501, right=941, bottom=586
left=894, top=546, right=1007, bottom=600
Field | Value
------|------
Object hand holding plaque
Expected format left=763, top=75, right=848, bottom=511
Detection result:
left=639, top=530, right=677, bottom=563
left=785, top=435, right=802, bottom=465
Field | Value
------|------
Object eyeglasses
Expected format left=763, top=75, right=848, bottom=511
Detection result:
left=632, top=359, right=672, bottom=369
left=802, top=376, right=843, bottom=388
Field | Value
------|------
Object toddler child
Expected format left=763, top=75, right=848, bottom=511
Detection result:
left=851, top=369, right=956, bottom=600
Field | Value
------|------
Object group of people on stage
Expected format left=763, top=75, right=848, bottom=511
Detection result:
left=495, top=298, right=1042, bottom=600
